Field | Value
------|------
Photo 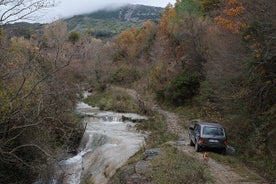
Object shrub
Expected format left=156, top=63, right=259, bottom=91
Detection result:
left=110, top=67, right=140, bottom=86
left=68, top=31, right=80, bottom=44
left=158, top=71, right=200, bottom=106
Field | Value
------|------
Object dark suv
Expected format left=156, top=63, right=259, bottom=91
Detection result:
left=189, top=122, right=227, bottom=154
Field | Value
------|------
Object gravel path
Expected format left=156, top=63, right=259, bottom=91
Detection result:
left=155, top=106, right=267, bottom=184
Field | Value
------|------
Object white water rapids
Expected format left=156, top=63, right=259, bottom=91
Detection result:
left=54, top=102, right=148, bottom=184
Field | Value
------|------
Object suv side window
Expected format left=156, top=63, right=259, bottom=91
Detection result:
left=194, top=125, right=200, bottom=134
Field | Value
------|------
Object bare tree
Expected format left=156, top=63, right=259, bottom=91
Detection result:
left=0, top=0, right=56, bottom=25
left=0, top=20, right=84, bottom=183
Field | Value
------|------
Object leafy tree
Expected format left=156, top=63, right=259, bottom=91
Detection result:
left=199, top=0, right=221, bottom=12
left=214, top=0, right=247, bottom=33
left=68, top=30, right=80, bottom=44
left=115, top=22, right=157, bottom=61
left=0, top=21, right=83, bottom=183
left=116, top=28, right=137, bottom=60
left=156, top=71, right=200, bottom=106
left=159, top=3, right=177, bottom=37
left=175, top=0, right=203, bottom=16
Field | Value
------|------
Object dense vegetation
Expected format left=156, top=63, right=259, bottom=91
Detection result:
left=0, top=21, right=85, bottom=183
left=108, top=0, right=275, bottom=181
left=0, top=0, right=275, bottom=183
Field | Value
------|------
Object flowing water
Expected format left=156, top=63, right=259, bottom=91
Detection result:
left=54, top=101, right=148, bottom=184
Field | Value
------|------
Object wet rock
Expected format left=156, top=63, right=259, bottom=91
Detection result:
left=226, top=145, right=236, bottom=155
left=143, top=148, right=161, bottom=160
left=176, top=140, right=187, bottom=146
left=135, top=160, right=152, bottom=174
left=126, top=173, right=149, bottom=184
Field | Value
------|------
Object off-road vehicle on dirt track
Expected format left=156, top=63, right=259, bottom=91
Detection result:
left=189, top=122, right=227, bottom=154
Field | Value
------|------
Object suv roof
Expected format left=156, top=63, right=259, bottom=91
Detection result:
left=196, top=122, right=224, bottom=128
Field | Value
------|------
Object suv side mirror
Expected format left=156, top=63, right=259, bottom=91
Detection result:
left=189, top=126, right=194, bottom=131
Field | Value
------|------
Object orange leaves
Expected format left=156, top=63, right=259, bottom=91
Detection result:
left=227, top=0, right=239, bottom=6
left=200, top=0, right=220, bottom=11
left=215, top=0, right=247, bottom=33
left=116, top=28, right=137, bottom=59
left=160, top=3, right=177, bottom=36
left=223, top=6, right=245, bottom=17
left=214, top=17, right=247, bottom=33
left=116, top=21, right=157, bottom=60
left=117, top=29, right=136, bottom=49
left=142, top=20, right=154, bottom=29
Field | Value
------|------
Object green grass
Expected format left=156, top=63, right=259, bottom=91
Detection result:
left=209, top=152, right=264, bottom=182
left=147, top=144, right=213, bottom=184
left=110, top=144, right=213, bottom=184
left=84, top=88, right=139, bottom=113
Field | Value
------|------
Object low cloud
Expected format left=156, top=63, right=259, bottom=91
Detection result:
left=41, top=0, right=175, bottom=23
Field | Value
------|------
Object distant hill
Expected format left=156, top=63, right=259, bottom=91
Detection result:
left=3, top=22, right=43, bottom=39
left=3, top=4, right=164, bottom=39
left=65, top=4, right=164, bottom=37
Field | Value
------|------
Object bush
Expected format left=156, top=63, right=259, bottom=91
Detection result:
left=84, top=87, right=140, bottom=113
left=68, top=31, right=80, bottom=44
left=110, top=67, right=141, bottom=86
left=157, top=71, right=200, bottom=106
left=197, top=80, right=217, bottom=103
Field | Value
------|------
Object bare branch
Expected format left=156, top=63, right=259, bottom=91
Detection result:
left=9, top=75, right=26, bottom=104
left=1, top=151, right=32, bottom=167
left=10, top=144, right=51, bottom=157
left=0, top=0, right=56, bottom=25
left=3, top=128, right=25, bottom=146
left=23, top=55, right=73, bottom=99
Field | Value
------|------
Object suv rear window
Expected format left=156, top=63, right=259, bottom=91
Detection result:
left=203, top=126, right=224, bottom=136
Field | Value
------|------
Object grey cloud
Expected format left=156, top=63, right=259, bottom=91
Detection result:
left=41, top=0, right=175, bottom=23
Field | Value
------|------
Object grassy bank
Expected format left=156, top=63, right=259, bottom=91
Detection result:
left=84, top=87, right=140, bottom=113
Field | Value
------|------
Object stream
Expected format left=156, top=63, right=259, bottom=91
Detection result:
left=53, top=101, right=148, bottom=184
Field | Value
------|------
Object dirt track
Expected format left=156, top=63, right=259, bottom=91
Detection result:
left=154, top=105, right=267, bottom=184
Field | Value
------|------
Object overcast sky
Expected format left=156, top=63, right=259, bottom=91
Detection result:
left=41, top=0, right=176, bottom=23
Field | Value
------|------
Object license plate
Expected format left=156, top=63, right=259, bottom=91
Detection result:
left=209, top=139, right=219, bottom=143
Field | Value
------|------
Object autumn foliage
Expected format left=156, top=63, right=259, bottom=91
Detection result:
left=214, top=0, right=247, bottom=33
left=0, top=22, right=84, bottom=183
left=114, top=0, right=275, bottom=180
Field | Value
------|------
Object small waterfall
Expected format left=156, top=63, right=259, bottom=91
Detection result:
left=54, top=102, right=148, bottom=184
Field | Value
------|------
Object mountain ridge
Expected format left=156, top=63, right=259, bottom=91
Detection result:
left=3, top=4, right=164, bottom=38
left=65, top=4, right=164, bottom=32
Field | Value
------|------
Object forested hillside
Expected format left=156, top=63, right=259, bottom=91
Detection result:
left=0, top=0, right=275, bottom=183
left=65, top=4, right=164, bottom=37
left=109, top=0, right=276, bottom=180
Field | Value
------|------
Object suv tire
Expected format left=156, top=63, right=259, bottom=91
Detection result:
left=190, top=139, right=195, bottom=146
left=195, top=142, right=201, bottom=152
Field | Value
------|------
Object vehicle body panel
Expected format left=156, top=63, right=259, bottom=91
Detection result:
left=189, top=122, right=227, bottom=153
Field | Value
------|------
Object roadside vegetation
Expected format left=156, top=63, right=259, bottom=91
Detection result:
left=111, top=144, right=213, bottom=184
left=148, top=144, right=212, bottom=184
left=84, top=87, right=140, bottom=113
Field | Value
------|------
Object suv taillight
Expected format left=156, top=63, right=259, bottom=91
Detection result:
left=199, top=138, right=205, bottom=143
left=223, top=140, right=227, bottom=145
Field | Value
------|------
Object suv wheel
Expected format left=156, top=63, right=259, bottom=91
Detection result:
left=220, top=148, right=226, bottom=155
left=190, top=139, right=195, bottom=146
left=195, top=142, right=201, bottom=152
